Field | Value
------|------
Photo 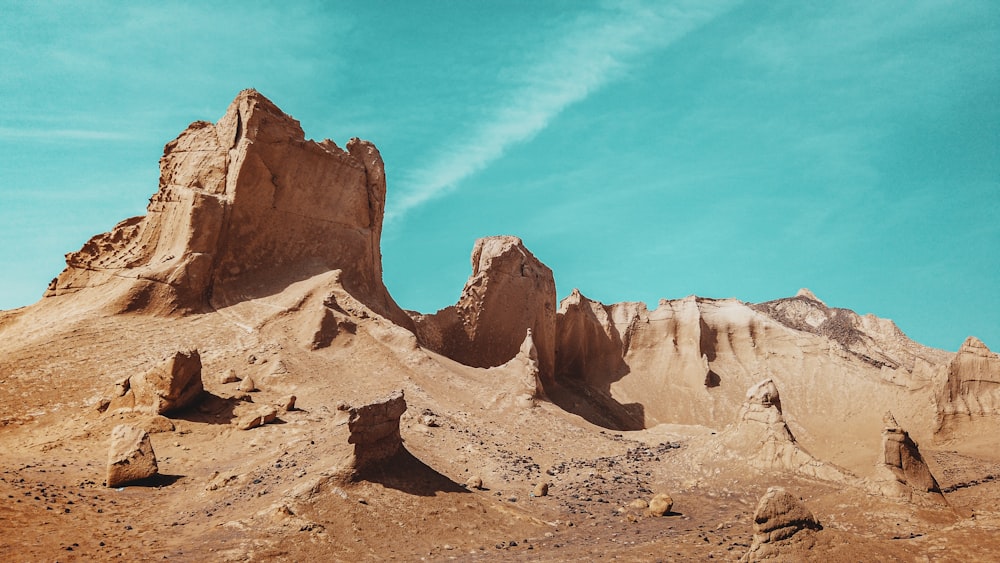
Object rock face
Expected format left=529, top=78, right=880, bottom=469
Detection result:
left=740, top=487, right=821, bottom=562
left=346, top=390, right=407, bottom=471
left=106, top=424, right=158, bottom=487
left=939, top=336, right=1000, bottom=418
left=877, top=412, right=940, bottom=494
left=410, top=236, right=556, bottom=383
left=107, top=350, right=204, bottom=415
left=45, top=89, right=408, bottom=326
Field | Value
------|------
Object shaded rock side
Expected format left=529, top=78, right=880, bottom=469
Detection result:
left=346, top=390, right=406, bottom=471
left=409, top=236, right=556, bottom=383
left=106, top=424, right=158, bottom=487
left=938, top=336, right=1000, bottom=417
left=107, top=350, right=204, bottom=415
left=877, top=412, right=940, bottom=495
left=45, top=89, right=409, bottom=327
left=740, top=487, right=821, bottom=562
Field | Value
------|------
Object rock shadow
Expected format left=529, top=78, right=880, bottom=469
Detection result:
left=545, top=378, right=645, bottom=431
left=352, top=446, right=469, bottom=497
left=119, top=474, right=184, bottom=488
left=171, top=391, right=242, bottom=425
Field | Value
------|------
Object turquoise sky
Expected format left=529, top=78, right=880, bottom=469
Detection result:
left=1, top=1, right=997, bottom=351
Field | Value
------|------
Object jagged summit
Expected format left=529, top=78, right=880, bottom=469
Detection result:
left=44, top=89, right=407, bottom=325
left=795, top=287, right=826, bottom=306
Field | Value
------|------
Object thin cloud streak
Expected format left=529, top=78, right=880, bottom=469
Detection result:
left=387, top=0, right=739, bottom=222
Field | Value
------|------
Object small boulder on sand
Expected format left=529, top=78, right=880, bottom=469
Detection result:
left=107, top=424, right=158, bottom=487
left=533, top=482, right=549, bottom=497
left=466, top=476, right=484, bottom=490
left=219, top=369, right=240, bottom=384
left=237, top=375, right=258, bottom=393
left=237, top=407, right=278, bottom=430
left=647, top=492, right=674, bottom=516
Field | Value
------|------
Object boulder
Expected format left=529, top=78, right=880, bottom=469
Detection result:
left=740, top=487, right=820, bottom=562
left=237, top=407, right=278, bottom=430
left=219, top=369, right=239, bottom=384
left=409, top=236, right=556, bottom=384
left=347, top=390, right=407, bottom=471
left=107, top=350, right=204, bottom=415
left=106, top=424, right=158, bottom=487
left=647, top=492, right=674, bottom=516
left=532, top=482, right=549, bottom=497
left=237, top=375, right=257, bottom=393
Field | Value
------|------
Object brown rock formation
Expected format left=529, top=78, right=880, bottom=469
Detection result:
left=346, top=390, right=407, bottom=471
left=740, top=487, right=821, bottom=562
left=410, top=236, right=556, bottom=382
left=939, top=336, right=1000, bottom=417
left=106, top=424, right=158, bottom=487
left=45, top=89, right=408, bottom=326
left=107, top=350, right=204, bottom=415
left=877, top=412, right=940, bottom=495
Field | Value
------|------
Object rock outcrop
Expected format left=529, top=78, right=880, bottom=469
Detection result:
left=740, top=487, right=821, bottom=562
left=938, top=337, right=1000, bottom=417
left=345, top=390, right=407, bottom=472
left=719, top=379, right=850, bottom=482
left=876, top=412, right=940, bottom=496
left=410, top=236, right=556, bottom=383
left=107, top=350, right=204, bottom=415
left=45, top=89, right=409, bottom=326
left=106, top=424, right=158, bottom=487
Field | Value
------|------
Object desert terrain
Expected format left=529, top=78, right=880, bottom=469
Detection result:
left=1, top=90, right=998, bottom=562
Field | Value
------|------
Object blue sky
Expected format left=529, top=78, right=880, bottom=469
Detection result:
left=1, top=1, right=997, bottom=351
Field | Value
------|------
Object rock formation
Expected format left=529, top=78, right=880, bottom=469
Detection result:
left=753, top=289, right=948, bottom=371
left=740, top=487, right=821, bottom=562
left=237, top=406, right=278, bottom=431
left=409, top=236, right=556, bottom=382
left=44, top=89, right=409, bottom=327
left=876, top=412, right=940, bottom=496
left=719, top=379, right=850, bottom=482
left=938, top=337, right=1000, bottom=418
left=647, top=492, right=674, bottom=516
left=106, top=424, right=158, bottom=487
left=107, top=350, right=204, bottom=415
left=345, top=390, right=407, bottom=472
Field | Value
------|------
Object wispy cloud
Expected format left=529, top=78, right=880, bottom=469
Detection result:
left=387, top=0, right=740, bottom=222
left=0, top=127, right=135, bottom=141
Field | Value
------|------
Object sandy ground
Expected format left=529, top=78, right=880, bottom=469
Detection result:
left=2, top=292, right=999, bottom=562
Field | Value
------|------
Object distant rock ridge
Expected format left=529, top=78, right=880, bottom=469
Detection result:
left=45, top=89, right=408, bottom=326
left=752, top=291, right=948, bottom=371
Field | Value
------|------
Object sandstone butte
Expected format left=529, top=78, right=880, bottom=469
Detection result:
left=1, top=89, right=998, bottom=561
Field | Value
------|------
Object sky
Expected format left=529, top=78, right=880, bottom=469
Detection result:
left=1, top=1, right=997, bottom=351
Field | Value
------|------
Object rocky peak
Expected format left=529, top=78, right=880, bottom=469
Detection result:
left=408, top=236, right=556, bottom=382
left=44, top=89, right=408, bottom=326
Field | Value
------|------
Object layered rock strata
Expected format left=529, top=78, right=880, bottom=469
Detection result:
left=345, top=390, right=407, bottom=471
left=740, top=487, right=821, bottom=562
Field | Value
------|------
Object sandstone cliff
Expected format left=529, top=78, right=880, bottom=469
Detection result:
left=409, top=236, right=556, bottom=382
left=45, top=89, right=408, bottom=327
